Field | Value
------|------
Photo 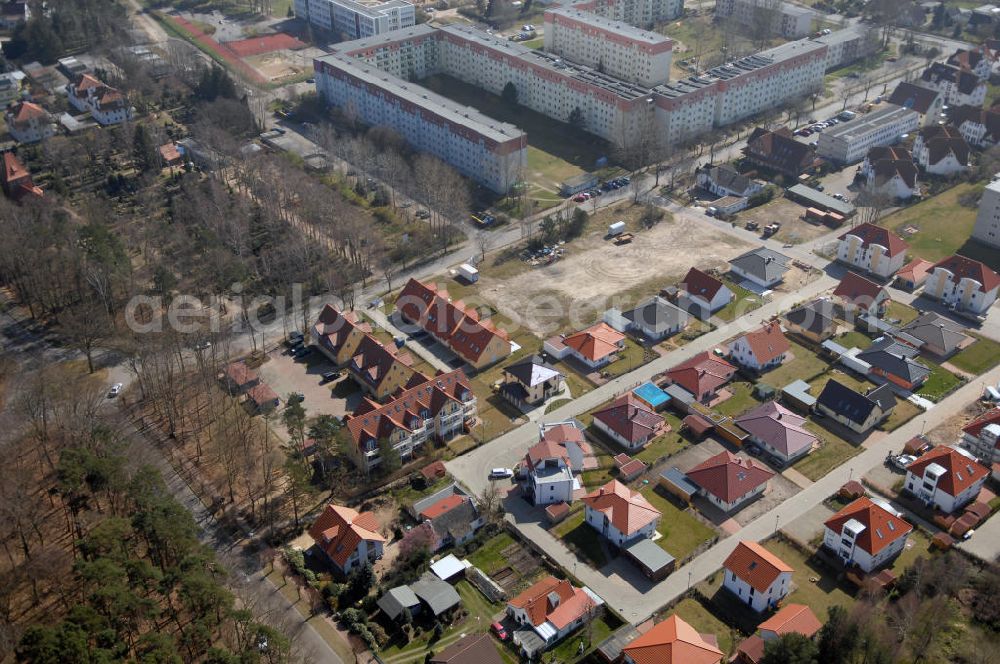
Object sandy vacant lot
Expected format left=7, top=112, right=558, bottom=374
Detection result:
left=478, top=205, right=753, bottom=337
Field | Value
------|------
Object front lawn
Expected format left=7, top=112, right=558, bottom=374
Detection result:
left=715, top=280, right=765, bottom=323
left=759, top=340, right=830, bottom=388
left=915, top=361, right=963, bottom=402
left=553, top=511, right=608, bottom=568
left=640, top=487, right=716, bottom=562
left=670, top=598, right=735, bottom=654
left=882, top=183, right=981, bottom=263
left=547, top=614, right=618, bottom=663
left=950, top=335, right=1000, bottom=375
left=795, top=422, right=861, bottom=481
left=714, top=381, right=761, bottom=417
left=884, top=301, right=919, bottom=325
left=883, top=398, right=922, bottom=431
left=634, top=413, right=688, bottom=465
left=761, top=538, right=855, bottom=617
left=605, top=338, right=654, bottom=377
left=835, top=330, right=873, bottom=350
left=808, top=369, right=872, bottom=396
left=467, top=532, right=517, bottom=575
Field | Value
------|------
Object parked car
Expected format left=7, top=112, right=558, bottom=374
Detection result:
left=321, top=371, right=341, bottom=384
left=491, top=622, right=509, bottom=641
left=287, top=392, right=305, bottom=405
left=888, top=453, right=916, bottom=470
left=108, top=383, right=123, bottom=398
left=489, top=468, right=514, bottom=480
left=573, top=194, right=587, bottom=202
left=745, top=443, right=762, bottom=457
left=193, top=339, right=212, bottom=351
left=293, top=346, right=313, bottom=359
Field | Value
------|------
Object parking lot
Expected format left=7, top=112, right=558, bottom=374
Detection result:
left=257, top=348, right=362, bottom=422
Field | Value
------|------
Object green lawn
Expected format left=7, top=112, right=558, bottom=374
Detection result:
left=714, top=381, right=761, bottom=417
left=467, top=532, right=517, bottom=575
left=552, top=511, right=608, bottom=568
left=605, top=338, right=654, bottom=377
left=795, top=421, right=862, bottom=481
left=835, top=330, right=874, bottom=350
left=715, top=280, right=765, bottom=323
left=915, top=361, right=964, bottom=402
left=640, top=487, right=716, bottom=562
left=759, top=340, right=830, bottom=388
left=392, top=477, right=453, bottom=507
left=883, top=398, right=922, bottom=432
left=808, top=369, right=872, bottom=396
left=671, top=598, right=735, bottom=655
left=522, top=36, right=544, bottom=49
left=634, top=413, right=687, bottom=465
left=884, top=301, right=919, bottom=325
left=763, top=539, right=856, bottom=617
left=950, top=335, right=1000, bottom=374
left=547, top=615, right=617, bottom=663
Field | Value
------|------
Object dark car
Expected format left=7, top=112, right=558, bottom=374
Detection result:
left=321, top=371, right=341, bottom=384
left=293, top=346, right=313, bottom=359
left=287, top=392, right=304, bottom=404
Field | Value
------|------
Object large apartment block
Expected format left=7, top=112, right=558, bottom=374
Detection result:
left=543, top=6, right=673, bottom=86
left=575, top=0, right=684, bottom=27
left=972, top=175, right=1000, bottom=249
left=816, top=104, right=920, bottom=164
left=294, top=0, right=414, bottom=39
left=714, top=0, right=813, bottom=39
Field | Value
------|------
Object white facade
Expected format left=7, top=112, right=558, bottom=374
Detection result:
left=822, top=518, right=907, bottom=573
left=924, top=266, right=999, bottom=315
left=836, top=234, right=907, bottom=280
left=715, top=0, right=812, bottom=38
left=861, top=161, right=917, bottom=201
left=701, top=484, right=767, bottom=513
left=728, top=336, right=785, bottom=371
left=584, top=504, right=659, bottom=546
left=592, top=416, right=639, bottom=449
left=529, top=458, right=575, bottom=506
left=66, top=79, right=134, bottom=126
left=576, top=0, right=685, bottom=27
left=817, top=105, right=920, bottom=164
left=4, top=106, right=55, bottom=144
left=913, top=133, right=969, bottom=176
left=723, top=567, right=791, bottom=612
left=334, top=537, right=383, bottom=574
left=904, top=456, right=985, bottom=514
left=294, top=0, right=414, bottom=38
left=972, top=176, right=1000, bottom=249
left=921, top=68, right=987, bottom=108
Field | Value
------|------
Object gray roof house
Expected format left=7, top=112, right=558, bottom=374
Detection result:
left=411, top=572, right=462, bottom=616
left=783, top=298, right=838, bottom=342
left=728, top=247, right=792, bottom=289
left=816, top=380, right=896, bottom=434
left=895, top=312, right=970, bottom=357
left=623, top=296, right=690, bottom=340
left=377, top=586, right=421, bottom=620
left=696, top=164, right=765, bottom=198
left=857, top=337, right=931, bottom=388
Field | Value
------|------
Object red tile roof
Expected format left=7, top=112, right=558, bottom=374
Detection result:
left=592, top=393, right=665, bottom=446
left=313, top=304, right=371, bottom=355
left=309, top=503, right=385, bottom=568
left=833, top=271, right=888, bottom=307
left=686, top=451, right=774, bottom=504
left=932, top=254, right=1000, bottom=293
left=419, top=494, right=468, bottom=520
left=247, top=382, right=278, bottom=406
left=71, top=73, right=103, bottom=96
left=622, top=615, right=723, bottom=664
left=681, top=267, right=726, bottom=302
left=824, top=497, right=912, bottom=556
left=349, top=333, right=415, bottom=391
left=159, top=142, right=182, bottom=164
left=963, top=407, right=1000, bottom=438
left=507, top=576, right=596, bottom=628
left=420, top=460, right=447, bottom=481
left=542, top=422, right=586, bottom=446
left=664, top=351, right=736, bottom=398
left=723, top=541, right=793, bottom=593
left=738, top=322, right=790, bottom=365
left=838, top=222, right=909, bottom=258
left=7, top=100, right=47, bottom=126
left=581, top=480, right=660, bottom=536
left=906, top=445, right=988, bottom=499
left=757, top=604, right=822, bottom=638
left=562, top=322, right=625, bottom=363
left=2, top=150, right=30, bottom=183
left=897, top=258, right=934, bottom=284
left=224, top=361, right=258, bottom=386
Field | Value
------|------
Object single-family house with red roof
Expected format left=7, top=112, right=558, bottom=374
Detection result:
left=0, top=151, right=42, bottom=201
left=904, top=445, right=988, bottom=514
left=836, top=222, right=909, bottom=279
left=962, top=407, right=1000, bottom=464
left=309, top=503, right=385, bottom=575
left=592, top=393, right=666, bottom=450
left=5, top=101, right=55, bottom=144
left=621, top=614, right=723, bottom=664
left=581, top=480, right=661, bottom=547
left=734, top=604, right=822, bottom=663
left=686, top=451, right=774, bottom=513
left=734, top=401, right=818, bottom=464
left=417, top=492, right=484, bottom=550
left=728, top=322, right=790, bottom=372
left=823, top=496, right=913, bottom=572
left=833, top=271, right=890, bottom=317
left=506, top=576, right=603, bottom=657
left=555, top=321, right=626, bottom=369
left=924, top=254, right=1000, bottom=315
left=680, top=267, right=733, bottom=314
left=662, top=351, right=737, bottom=404
left=221, top=360, right=260, bottom=393
left=722, top=541, right=793, bottom=612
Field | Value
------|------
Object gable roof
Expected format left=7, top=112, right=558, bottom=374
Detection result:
left=581, top=480, right=660, bottom=536
left=504, top=354, right=561, bottom=387
left=729, top=247, right=791, bottom=283
left=703, top=164, right=755, bottom=194
left=563, top=322, right=625, bottom=363
left=224, top=360, right=258, bottom=386
left=686, top=451, right=774, bottom=503
left=592, top=393, right=665, bottom=446
left=736, top=322, right=790, bottom=365
left=896, top=257, right=934, bottom=284
left=963, top=407, right=1000, bottom=438
left=922, top=62, right=983, bottom=95
left=824, top=496, right=912, bottom=556
left=70, top=72, right=103, bottom=96
left=919, top=125, right=971, bottom=166
left=6, top=100, right=48, bottom=126
left=349, top=333, right=416, bottom=391
left=888, top=81, right=941, bottom=114
left=897, top=312, right=969, bottom=354
left=949, top=104, right=1000, bottom=144
left=624, top=296, right=690, bottom=334
left=783, top=298, right=837, bottom=336
left=411, top=572, right=462, bottom=615
left=430, top=634, right=504, bottom=664
left=744, top=126, right=815, bottom=174
left=734, top=401, right=818, bottom=458
left=838, top=222, right=909, bottom=258
left=932, top=254, right=1000, bottom=293
left=664, top=351, right=737, bottom=397
left=866, top=146, right=918, bottom=189
left=247, top=382, right=279, bottom=406
left=723, top=540, right=793, bottom=592
left=377, top=585, right=420, bottom=620
left=622, top=615, right=723, bottom=664
left=507, top=576, right=595, bottom=629
left=817, top=379, right=895, bottom=424
left=682, top=267, right=727, bottom=302
left=906, top=445, right=988, bottom=498
left=309, top=503, right=386, bottom=567
left=857, top=336, right=931, bottom=384
left=757, top=604, right=822, bottom=638
left=833, top=271, right=889, bottom=308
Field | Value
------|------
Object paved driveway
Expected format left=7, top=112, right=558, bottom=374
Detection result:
left=257, top=350, right=361, bottom=419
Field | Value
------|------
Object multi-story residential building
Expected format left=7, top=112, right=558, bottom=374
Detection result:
left=813, top=24, right=880, bottom=71
left=947, top=44, right=997, bottom=79
left=543, top=6, right=673, bottom=87
left=506, top=576, right=603, bottom=658
left=822, top=497, right=912, bottom=572
left=949, top=104, right=1000, bottom=149
left=344, top=369, right=477, bottom=471
left=65, top=73, right=134, bottom=126
left=309, top=503, right=386, bottom=575
left=500, top=355, right=564, bottom=408
left=312, top=304, right=372, bottom=365
left=294, top=0, right=414, bottom=39
left=728, top=322, right=789, bottom=372
left=4, top=101, right=55, bottom=144
left=722, top=541, right=793, bottom=612
left=817, top=104, right=920, bottom=165
left=904, top=445, right=988, bottom=514
left=887, top=81, right=945, bottom=128
left=0, top=71, right=25, bottom=106
left=920, top=62, right=987, bottom=107
left=714, top=0, right=812, bottom=38
left=961, top=408, right=1000, bottom=464
left=836, top=222, right=909, bottom=279
left=860, top=146, right=918, bottom=200
left=972, top=175, right=1000, bottom=249
left=573, top=0, right=684, bottom=27
left=743, top=126, right=818, bottom=177
left=522, top=437, right=576, bottom=506
left=912, top=125, right=970, bottom=176
left=923, top=254, right=1000, bottom=315
left=582, top=479, right=661, bottom=546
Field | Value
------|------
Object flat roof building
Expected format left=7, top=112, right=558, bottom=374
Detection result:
left=294, top=0, right=414, bottom=39
left=817, top=104, right=920, bottom=164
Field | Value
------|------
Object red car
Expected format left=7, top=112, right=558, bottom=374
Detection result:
left=491, top=622, right=508, bottom=641
left=573, top=194, right=587, bottom=202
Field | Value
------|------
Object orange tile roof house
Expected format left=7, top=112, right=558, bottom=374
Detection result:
left=4, top=100, right=56, bottom=144
left=680, top=267, right=733, bottom=314
left=397, top=278, right=511, bottom=369
left=734, top=604, right=822, bottom=663
left=962, top=407, right=1000, bottom=465
left=894, top=258, right=934, bottom=291
left=662, top=351, right=737, bottom=404
left=309, top=503, right=385, bottom=575
left=728, top=322, right=790, bottom=372
left=833, top=271, right=890, bottom=316
left=923, top=254, right=1000, bottom=316
left=823, top=496, right=912, bottom=572
left=836, top=222, right=909, bottom=280
left=65, top=72, right=134, bottom=126
left=722, top=541, right=793, bottom=612
left=506, top=576, right=603, bottom=658
left=416, top=492, right=484, bottom=551
left=1, top=151, right=42, bottom=201
left=622, top=614, right=723, bottom=664
left=345, top=369, right=477, bottom=472
left=686, top=451, right=774, bottom=513
left=592, top=393, right=667, bottom=450
left=581, top=480, right=661, bottom=547
left=546, top=321, right=626, bottom=369
left=904, top=445, right=988, bottom=514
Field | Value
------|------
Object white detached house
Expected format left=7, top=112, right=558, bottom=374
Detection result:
left=581, top=480, right=661, bottom=547
left=66, top=73, right=134, bottom=126
left=924, top=254, right=1000, bottom=315
left=904, top=445, right=988, bottom=514
left=722, top=541, right=793, bottom=612
left=912, top=126, right=971, bottom=177
left=823, top=497, right=912, bottom=573
left=728, top=322, right=790, bottom=372
left=836, top=222, right=909, bottom=280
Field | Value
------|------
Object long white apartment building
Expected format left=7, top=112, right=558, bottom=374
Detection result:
left=814, top=24, right=880, bottom=72
left=715, top=0, right=813, bottom=39
left=314, top=53, right=527, bottom=192
left=543, top=6, right=673, bottom=86
left=816, top=104, right=920, bottom=164
left=574, top=0, right=684, bottom=27
left=294, top=0, right=414, bottom=39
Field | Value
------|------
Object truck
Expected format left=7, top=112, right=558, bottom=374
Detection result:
left=457, top=263, right=479, bottom=283
left=608, top=221, right=626, bottom=237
